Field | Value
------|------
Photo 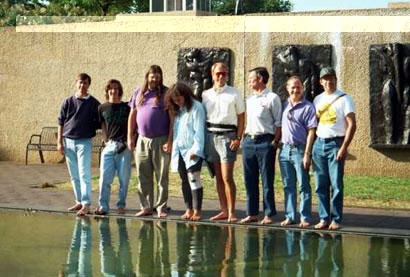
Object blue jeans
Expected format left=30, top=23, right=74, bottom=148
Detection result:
left=279, top=144, right=312, bottom=222
left=98, top=141, right=132, bottom=212
left=312, top=137, right=345, bottom=224
left=242, top=135, right=276, bottom=217
left=64, top=138, right=92, bottom=205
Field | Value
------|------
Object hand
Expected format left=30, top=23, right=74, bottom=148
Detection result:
left=303, top=154, right=311, bottom=170
left=229, top=139, right=240, bottom=151
left=127, top=138, right=135, bottom=152
left=162, top=141, right=172, bottom=153
left=57, top=142, right=64, bottom=155
left=336, top=147, right=347, bottom=161
left=190, top=153, right=198, bottom=160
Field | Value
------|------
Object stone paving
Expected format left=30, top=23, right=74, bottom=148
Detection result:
left=0, top=161, right=409, bottom=237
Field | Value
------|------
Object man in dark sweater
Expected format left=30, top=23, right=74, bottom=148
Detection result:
left=57, top=73, right=100, bottom=216
left=94, top=79, right=131, bottom=215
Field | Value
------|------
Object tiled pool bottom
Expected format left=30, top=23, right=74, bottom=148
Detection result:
left=0, top=210, right=409, bottom=276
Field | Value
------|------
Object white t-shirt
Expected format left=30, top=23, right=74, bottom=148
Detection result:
left=202, top=85, right=245, bottom=131
left=314, top=89, right=355, bottom=138
left=244, top=88, right=282, bottom=135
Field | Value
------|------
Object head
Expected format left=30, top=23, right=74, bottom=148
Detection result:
left=105, top=79, right=123, bottom=103
left=211, top=62, right=229, bottom=88
left=165, top=82, right=195, bottom=117
left=286, top=75, right=304, bottom=103
left=139, top=65, right=166, bottom=106
left=76, top=73, right=91, bottom=94
left=248, top=67, right=269, bottom=91
left=319, top=67, right=337, bottom=93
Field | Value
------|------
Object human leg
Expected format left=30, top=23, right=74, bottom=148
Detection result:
left=178, top=154, right=193, bottom=219
left=135, top=136, right=154, bottom=215
left=64, top=138, right=82, bottom=210
left=97, top=143, right=116, bottom=213
left=152, top=136, right=170, bottom=217
left=279, top=145, right=297, bottom=224
left=210, top=162, right=229, bottom=221
left=241, top=137, right=260, bottom=221
left=221, top=162, right=237, bottom=222
left=258, top=137, right=276, bottom=223
left=116, top=148, right=132, bottom=214
left=328, top=140, right=345, bottom=226
left=76, top=138, right=92, bottom=215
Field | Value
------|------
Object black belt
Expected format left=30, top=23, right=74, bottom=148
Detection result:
left=208, top=130, right=236, bottom=135
left=206, top=122, right=237, bottom=132
left=245, top=134, right=273, bottom=140
left=318, top=136, right=345, bottom=142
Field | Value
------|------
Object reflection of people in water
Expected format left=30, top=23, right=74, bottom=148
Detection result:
left=98, top=218, right=134, bottom=276
left=136, top=221, right=170, bottom=277
left=64, top=217, right=93, bottom=276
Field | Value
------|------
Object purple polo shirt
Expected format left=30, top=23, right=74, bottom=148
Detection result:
left=281, top=99, right=317, bottom=145
left=129, top=87, right=169, bottom=138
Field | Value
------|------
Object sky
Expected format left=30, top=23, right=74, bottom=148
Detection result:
left=291, top=0, right=400, bottom=12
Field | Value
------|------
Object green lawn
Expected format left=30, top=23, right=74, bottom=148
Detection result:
left=57, top=168, right=410, bottom=210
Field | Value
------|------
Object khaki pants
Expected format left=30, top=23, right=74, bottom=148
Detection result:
left=135, top=135, right=170, bottom=212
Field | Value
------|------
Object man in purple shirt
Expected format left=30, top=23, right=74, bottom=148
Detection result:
left=127, top=65, right=173, bottom=218
left=279, top=75, right=317, bottom=228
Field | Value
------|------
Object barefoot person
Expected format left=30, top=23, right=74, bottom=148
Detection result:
left=127, top=65, right=173, bottom=218
left=313, top=67, right=356, bottom=230
left=165, top=83, right=206, bottom=221
left=279, top=76, right=317, bottom=228
left=202, top=62, right=245, bottom=222
left=94, top=79, right=132, bottom=216
left=57, top=73, right=100, bottom=216
left=240, top=67, right=282, bottom=225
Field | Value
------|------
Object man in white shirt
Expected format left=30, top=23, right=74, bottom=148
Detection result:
left=202, top=62, right=245, bottom=222
left=313, top=67, right=356, bottom=230
left=240, top=67, right=281, bottom=225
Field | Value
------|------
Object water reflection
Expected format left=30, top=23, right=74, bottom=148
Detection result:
left=64, top=217, right=93, bottom=276
left=60, top=216, right=410, bottom=277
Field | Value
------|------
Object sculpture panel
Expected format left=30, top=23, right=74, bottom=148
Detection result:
left=272, top=45, right=332, bottom=102
left=177, top=48, right=231, bottom=101
left=369, top=43, right=410, bottom=146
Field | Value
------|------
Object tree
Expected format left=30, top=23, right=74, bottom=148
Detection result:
left=212, top=0, right=292, bottom=15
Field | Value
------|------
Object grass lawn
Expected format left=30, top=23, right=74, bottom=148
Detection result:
left=57, top=164, right=410, bottom=210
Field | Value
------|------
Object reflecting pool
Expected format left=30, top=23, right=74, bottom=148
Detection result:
left=0, top=210, right=409, bottom=276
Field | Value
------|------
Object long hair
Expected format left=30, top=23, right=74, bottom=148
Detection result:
left=138, top=65, right=166, bottom=106
left=104, top=79, right=123, bottom=101
left=165, top=83, right=195, bottom=117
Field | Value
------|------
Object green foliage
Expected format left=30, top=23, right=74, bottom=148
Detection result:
left=211, top=0, right=292, bottom=15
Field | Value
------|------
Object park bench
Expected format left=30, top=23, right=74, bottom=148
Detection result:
left=25, top=126, right=104, bottom=166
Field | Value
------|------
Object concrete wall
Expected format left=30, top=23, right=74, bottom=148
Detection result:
left=1, top=9, right=410, bottom=177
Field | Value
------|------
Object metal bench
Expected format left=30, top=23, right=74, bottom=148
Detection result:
left=25, top=126, right=104, bottom=166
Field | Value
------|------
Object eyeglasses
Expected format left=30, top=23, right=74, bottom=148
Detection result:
left=215, top=72, right=227, bottom=78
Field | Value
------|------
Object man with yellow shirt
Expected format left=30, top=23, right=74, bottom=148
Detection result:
left=313, top=67, right=356, bottom=230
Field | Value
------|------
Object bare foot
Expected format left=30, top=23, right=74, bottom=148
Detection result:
left=135, top=209, right=152, bottom=217
left=191, top=210, right=201, bottom=221
left=314, top=220, right=329, bottom=230
left=228, top=213, right=238, bottom=223
left=240, top=216, right=258, bottom=224
left=210, top=211, right=228, bottom=221
left=299, top=220, right=311, bottom=228
left=94, top=207, right=107, bottom=216
left=68, top=203, right=82, bottom=211
left=117, top=208, right=125, bottom=215
left=280, top=218, right=294, bottom=226
left=157, top=210, right=168, bottom=218
left=181, top=209, right=193, bottom=220
left=328, top=221, right=341, bottom=230
left=261, top=216, right=273, bottom=225
left=77, top=205, right=90, bottom=216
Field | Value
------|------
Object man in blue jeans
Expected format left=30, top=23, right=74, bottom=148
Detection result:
left=240, top=67, right=282, bottom=225
left=313, top=67, right=356, bottom=230
left=94, top=79, right=132, bottom=215
left=58, top=73, right=100, bottom=216
left=279, top=76, right=317, bottom=228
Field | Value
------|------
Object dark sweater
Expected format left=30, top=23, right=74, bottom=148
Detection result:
left=58, top=95, right=100, bottom=139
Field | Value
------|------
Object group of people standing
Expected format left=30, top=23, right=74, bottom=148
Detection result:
left=57, top=62, right=356, bottom=230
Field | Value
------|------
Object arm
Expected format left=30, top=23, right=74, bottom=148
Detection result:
left=230, top=112, right=245, bottom=151
left=272, top=127, right=282, bottom=150
left=303, top=128, right=316, bottom=169
left=57, top=125, right=64, bottom=155
left=162, top=111, right=174, bottom=154
left=189, top=104, right=206, bottom=160
left=337, top=112, right=356, bottom=161
left=127, top=109, right=137, bottom=151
